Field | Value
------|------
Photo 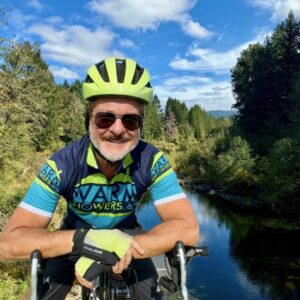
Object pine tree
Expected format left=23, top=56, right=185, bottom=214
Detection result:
left=143, top=95, right=164, bottom=141
left=165, top=110, right=179, bottom=143
left=232, top=11, right=300, bottom=154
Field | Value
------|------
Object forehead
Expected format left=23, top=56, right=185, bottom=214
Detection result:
left=90, top=97, right=143, bottom=113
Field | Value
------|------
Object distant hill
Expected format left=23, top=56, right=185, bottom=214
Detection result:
left=208, top=110, right=235, bottom=118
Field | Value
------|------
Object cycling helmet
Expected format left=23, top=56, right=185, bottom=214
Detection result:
left=82, top=57, right=153, bottom=105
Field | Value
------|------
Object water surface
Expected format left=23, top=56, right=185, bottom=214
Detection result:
left=137, top=190, right=300, bottom=300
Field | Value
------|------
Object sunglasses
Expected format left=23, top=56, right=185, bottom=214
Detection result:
left=92, top=112, right=143, bottom=131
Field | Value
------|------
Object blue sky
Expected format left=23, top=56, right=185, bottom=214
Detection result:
left=1, top=0, right=300, bottom=110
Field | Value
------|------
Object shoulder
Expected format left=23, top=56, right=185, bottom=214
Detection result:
left=132, top=140, right=159, bottom=157
left=131, top=140, right=173, bottom=183
left=51, top=135, right=89, bottom=166
left=40, top=135, right=89, bottom=192
left=130, top=140, right=160, bottom=168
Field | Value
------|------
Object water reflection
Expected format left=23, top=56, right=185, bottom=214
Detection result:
left=230, top=227, right=300, bottom=300
left=187, top=190, right=300, bottom=300
left=137, top=190, right=300, bottom=300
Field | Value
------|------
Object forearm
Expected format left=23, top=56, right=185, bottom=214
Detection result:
left=0, top=227, right=75, bottom=260
left=133, top=217, right=199, bottom=258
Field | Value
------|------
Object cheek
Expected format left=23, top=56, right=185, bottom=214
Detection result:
left=128, top=130, right=140, bottom=139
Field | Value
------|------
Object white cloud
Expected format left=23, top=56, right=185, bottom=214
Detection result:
left=45, top=16, right=64, bottom=25
left=88, top=0, right=193, bottom=29
left=87, top=0, right=212, bottom=39
left=169, top=26, right=269, bottom=74
left=181, top=19, right=214, bottom=39
left=7, top=10, right=36, bottom=33
left=155, top=75, right=234, bottom=110
left=27, top=0, right=43, bottom=11
left=119, top=38, right=137, bottom=49
left=26, top=24, right=123, bottom=67
left=50, top=66, right=79, bottom=80
left=248, top=0, right=300, bottom=20
left=170, top=42, right=250, bottom=74
left=165, top=29, right=270, bottom=110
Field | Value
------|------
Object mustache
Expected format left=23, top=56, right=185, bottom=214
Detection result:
left=103, top=134, right=132, bottom=143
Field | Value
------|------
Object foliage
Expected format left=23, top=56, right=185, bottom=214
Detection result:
left=258, top=138, right=300, bottom=211
left=232, top=11, right=300, bottom=155
left=165, top=110, right=179, bottom=143
left=143, top=95, right=165, bottom=140
left=165, top=97, right=189, bottom=124
left=0, top=39, right=85, bottom=229
left=176, top=128, right=257, bottom=195
left=0, top=266, right=29, bottom=300
left=57, top=86, right=85, bottom=144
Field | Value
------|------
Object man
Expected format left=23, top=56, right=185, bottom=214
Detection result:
left=0, top=57, right=199, bottom=299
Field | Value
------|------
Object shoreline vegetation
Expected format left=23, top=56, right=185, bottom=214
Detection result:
left=179, top=178, right=300, bottom=220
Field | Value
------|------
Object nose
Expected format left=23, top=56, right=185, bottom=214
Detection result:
left=109, top=118, right=126, bottom=135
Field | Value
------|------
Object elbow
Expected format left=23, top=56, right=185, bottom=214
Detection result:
left=191, top=223, right=200, bottom=246
left=185, top=218, right=200, bottom=246
left=0, top=236, right=8, bottom=261
left=0, top=232, right=17, bottom=261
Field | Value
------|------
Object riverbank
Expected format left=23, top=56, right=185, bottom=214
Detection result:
left=179, top=179, right=300, bottom=219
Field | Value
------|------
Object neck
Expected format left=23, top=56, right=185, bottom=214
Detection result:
left=93, top=147, right=121, bottom=179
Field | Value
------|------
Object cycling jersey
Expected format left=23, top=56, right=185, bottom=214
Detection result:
left=20, top=135, right=185, bottom=229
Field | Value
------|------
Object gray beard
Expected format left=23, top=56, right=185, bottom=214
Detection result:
left=89, top=128, right=140, bottom=163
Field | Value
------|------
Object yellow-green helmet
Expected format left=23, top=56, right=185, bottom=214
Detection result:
left=82, top=57, right=153, bottom=105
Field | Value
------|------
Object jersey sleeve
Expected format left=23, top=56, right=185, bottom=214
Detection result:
left=19, top=159, right=62, bottom=217
left=149, top=151, right=186, bottom=206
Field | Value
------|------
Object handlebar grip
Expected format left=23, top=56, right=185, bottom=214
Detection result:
left=159, top=276, right=178, bottom=293
left=196, top=246, right=209, bottom=257
left=30, top=249, right=42, bottom=263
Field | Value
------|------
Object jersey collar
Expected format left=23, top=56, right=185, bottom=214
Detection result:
left=86, top=142, right=134, bottom=169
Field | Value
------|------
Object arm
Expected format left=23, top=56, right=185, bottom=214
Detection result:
left=132, top=197, right=199, bottom=258
left=0, top=207, right=74, bottom=260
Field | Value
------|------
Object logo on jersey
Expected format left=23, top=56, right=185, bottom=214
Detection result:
left=37, top=163, right=61, bottom=193
left=71, top=182, right=137, bottom=214
left=151, top=154, right=171, bottom=182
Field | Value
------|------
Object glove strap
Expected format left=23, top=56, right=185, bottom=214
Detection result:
left=72, top=228, right=88, bottom=254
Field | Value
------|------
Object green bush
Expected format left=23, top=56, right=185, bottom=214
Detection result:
left=259, top=138, right=300, bottom=211
left=0, top=261, right=29, bottom=300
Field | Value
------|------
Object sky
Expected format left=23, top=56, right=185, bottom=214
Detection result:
left=1, top=0, right=300, bottom=111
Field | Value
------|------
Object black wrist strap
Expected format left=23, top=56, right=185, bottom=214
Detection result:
left=72, top=228, right=88, bottom=254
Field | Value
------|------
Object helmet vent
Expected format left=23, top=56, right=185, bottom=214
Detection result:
left=116, top=59, right=126, bottom=83
left=95, top=61, right=109, bottom=82
left=84, top=74, right=93, bottom=83
left=132, top=65, right=144, bottom=84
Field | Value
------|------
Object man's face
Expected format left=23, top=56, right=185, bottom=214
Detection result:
left=89, top=97, right=143, bottom=163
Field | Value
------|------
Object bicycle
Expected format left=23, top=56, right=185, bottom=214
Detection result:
left=30, top=242, right=208, bottom=300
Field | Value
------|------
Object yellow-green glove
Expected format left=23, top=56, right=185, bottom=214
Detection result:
left=75, top=256, right=112, bottom=281
left=72, top=229, right=132, bottom=261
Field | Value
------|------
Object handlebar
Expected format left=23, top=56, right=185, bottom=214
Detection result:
left=29, top=234, right=208, bottom=300
left=30, top=250, right=43, bottom=300
left=159, top=242, right=208, bottom=300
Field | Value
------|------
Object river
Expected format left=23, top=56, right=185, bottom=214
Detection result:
left=136, top=189, right=300, bottom=300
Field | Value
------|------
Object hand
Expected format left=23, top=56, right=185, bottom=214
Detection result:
left=75, top=271, right=93, bottom=289
left=75, top=238, right=144, bottom=283
left=112, top=238, right=144, bottom=273
left=72, top=228, right=134, bottom=261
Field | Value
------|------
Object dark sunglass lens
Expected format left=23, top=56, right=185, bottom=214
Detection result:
left=122, top=115, right=142, bottom=130
left=94, top=113, right=116, bottom=129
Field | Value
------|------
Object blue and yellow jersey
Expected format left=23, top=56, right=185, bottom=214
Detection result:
left=19, top=135, right=185, bottom=229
